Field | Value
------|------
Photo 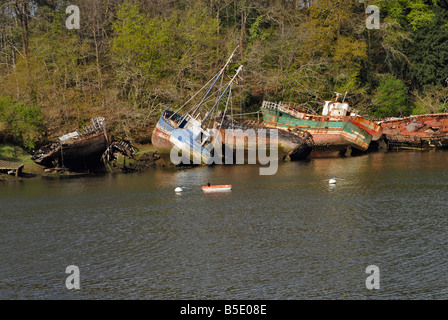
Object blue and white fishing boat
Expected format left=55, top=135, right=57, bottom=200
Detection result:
left=151, top=47, right=242, bottom=165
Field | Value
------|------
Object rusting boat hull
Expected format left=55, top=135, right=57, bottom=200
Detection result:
left=379, top=114, right=448, bottom=150
left=215, top=116, right=314, bottom=161
left=350, top=116, right=382, bottom=141
left=261, top=101, right=374, bottom=157
left=32, top=118, right=108, bottom=169
left=310, top=134, right=358, bottom=158
left=261, top=109, right=371, bottom=157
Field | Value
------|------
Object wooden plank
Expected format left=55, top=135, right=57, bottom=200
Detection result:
left=0, top=159, right=25, bottom=172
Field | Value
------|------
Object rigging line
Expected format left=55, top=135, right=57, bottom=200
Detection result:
left=231, top=111, right=261, bottom=116
left=183, top=67, right=240, bottom=123
left=209, top=89, right=230, bottom=129
left=190, top=46, right=239, bottom=119
left=215, top=68, right=225, bottom=106
left=169, top=67, right=222, bottom=120
left=202, top=82, right=232, bottom=127
left=182, top=83, right=229, bottom=119
left=220, top=87, right=232, bottom=129
left=239, top=67, right=244, bottom=123
left=230, top=86, right=234, bottom=129
left=204, top=90, right=227, bottom=130
left=191, top=70, right=224, bottom=119
left=201, top=65, right=243, bottom=127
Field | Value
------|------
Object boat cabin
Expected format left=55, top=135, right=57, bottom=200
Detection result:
left=183, top=115, right=211, bottom=145
left=322, top=101, right=352, bottom=117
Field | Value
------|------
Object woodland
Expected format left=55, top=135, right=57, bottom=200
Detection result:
left=1, top=0, right=448, bottom=150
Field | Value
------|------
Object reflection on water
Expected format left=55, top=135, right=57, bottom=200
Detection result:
left=1, top=151, right=448, bottom=299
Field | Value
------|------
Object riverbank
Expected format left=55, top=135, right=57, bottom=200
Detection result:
left=0, top=143, right=163, bottom=181
left=0, top=139, right=442, bottom=182
left=0, top=145, right=42, bottom=181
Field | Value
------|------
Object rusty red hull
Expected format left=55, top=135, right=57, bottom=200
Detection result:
left=151, top=125, right=175, bottom=154
left=379, top=114, right=448, bottom=150
left=214, top=116, right=314, bottom=161
left=309, top=133, right=353, bottom=157
left=350, top=116, right=382, bottom=141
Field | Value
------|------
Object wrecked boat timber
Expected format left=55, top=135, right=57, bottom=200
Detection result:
left=378, top=114, right=448, bottom=150
left=260, top=95, right=381, bottom=157
left=32, top=117, right=108, bottom=169
left=214, top=115, right=314, bottom=161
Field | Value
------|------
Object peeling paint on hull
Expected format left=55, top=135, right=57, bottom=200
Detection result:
left=214, top=116, right=314, bottom=161
left=151, top=110, right=213, bottom=165
left=261, top=106, right=372, bottom=156
left=379, top=114, right=448, bottom=150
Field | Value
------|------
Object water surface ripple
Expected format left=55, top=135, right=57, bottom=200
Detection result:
left=1, top=151, right=448, bottom=299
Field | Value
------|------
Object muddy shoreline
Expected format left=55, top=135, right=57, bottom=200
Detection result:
left=0, top=140, right=437, bottom=182
left=0, top=143, right=167, bottom=182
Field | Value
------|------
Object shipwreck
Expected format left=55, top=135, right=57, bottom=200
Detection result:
left=151, top=49, right=242, bottom=165
left=378, top=114, right=448, bottom=150
left=151, top=47, right=315, bottom=165
left=260, top=94, right=382, bottom=157
left=32, top=118, right=109, bottom=169
left=214, top=115, right=314, bottom=161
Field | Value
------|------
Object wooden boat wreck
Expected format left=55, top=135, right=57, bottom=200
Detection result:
left=260, top=94, right=382, bottom=157
left=214, top=115, right=314, bottom=161
left=32, top=118, right=109, bottom=169
left=378, top=114, right=448, bottom=150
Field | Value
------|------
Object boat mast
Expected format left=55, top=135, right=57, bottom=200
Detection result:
left=190, top=46, right=239, bottom=118
left=201, top=65, right=243, bottom=127
left=219, top=86, right=233, bottom=128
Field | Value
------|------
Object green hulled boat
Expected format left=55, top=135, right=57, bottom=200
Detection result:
left=260, top=97, right=381, bottom=157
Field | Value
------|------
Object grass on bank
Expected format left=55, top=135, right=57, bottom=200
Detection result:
left=0, top=144, right=44, bottom=176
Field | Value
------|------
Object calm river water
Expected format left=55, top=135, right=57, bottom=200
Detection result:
left=1, top=151, right=448, bottom=299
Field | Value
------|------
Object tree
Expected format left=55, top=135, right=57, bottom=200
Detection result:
left=410, top=2, right=448, bottom=87
left=372, top=75, right=410, bottom=117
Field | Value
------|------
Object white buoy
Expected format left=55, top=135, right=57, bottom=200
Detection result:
left=328, top=179, right=337, bottom=184
left=175, top=187, right=183, bottom=192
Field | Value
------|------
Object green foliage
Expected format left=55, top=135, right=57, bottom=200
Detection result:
left=112, top=4, right=171, bottom=78
left=2, top=0, right=448, bottom=141
left=410, top=3, right=448, bottom=87
left=381, top=0, right=436, bottom=31
left=249, top=15, right=271, bottom=43
left=111, top=1, right=219, bottom=107
left=0, top=97, right=44, bottom=150
left=410, top=85, right=448, bottom=114
left=371, top=75, right=410, bottom=117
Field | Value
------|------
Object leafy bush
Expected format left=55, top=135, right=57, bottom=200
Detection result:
left=371, top=76, right=411, bottom=118
left=0, top=96, right=44, bottom=150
